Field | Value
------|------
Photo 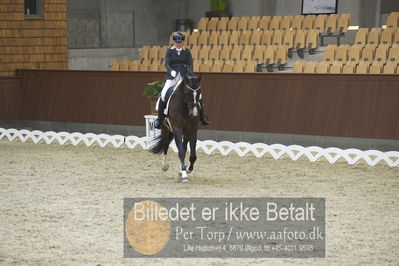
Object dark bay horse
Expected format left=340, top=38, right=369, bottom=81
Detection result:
left=149, top=74, right=202, bottom=182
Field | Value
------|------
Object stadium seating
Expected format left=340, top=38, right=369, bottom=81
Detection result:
left=323, top=45, right=336, bottom=64
left=119, top=60, right=129, bottom=71
left=264, top=45, right=275, bottom=71
left=314, top=14, right=326, bottom=33
left=253, top=45, right=265, bottom=63
left=383, top=62, right=397, bottom=74
left=303, top=61, right=316, bottom=73
left=280, top=16, right=292, bottom=30
left=237, top=17, right=249, bottom=31
left=111, top=60, right=120, bottom=70
left=329, top=61, right=343, bottom=73
left=367, top=28, right=380, bottom=46
left=381, top=29, right=393, bottom=46
left=248, top=16, right=259, bottom=31
left=354, top=28, right=368, bottom=47
left=369, top=62, right=382, bottom=74
left=292, top=60, right=305, bottom=73
left=259, top=16, right=271, bottom=30
left=242, top=45, right=253, bottom=61
left=306, top=30, right=319, bottom=54
left=244, top=62, right=257, bottom=72
left=270, top=16, right=281, bottom=30
left=355, top=61, right=368, bottom=73
left=110, top=13, right=399, bottom=75
left=342, top=62, right=356, bottom=73
left=324, top=14, right=337, bottom=34
left=303, top=15, right=315, bottom=30
left=386, top=13, right=398, bottom=30
left=348, top=45, right=362, bottom=63
left=292, top=15, right=304, bottom=30
left=217, top=17, right=228, bottom=31
left=361, top=45, right=375, bottom=63
left=335, top=45, right=349, bottom=63
left=337, top=14, right=351, bottom=34
left=209, top=45, right=221, bottom=61
left=388, top=45, right=399, bottom=63
left=374, top=45, right=388, bottom=64
left=316, top=61, right=329, bottom=73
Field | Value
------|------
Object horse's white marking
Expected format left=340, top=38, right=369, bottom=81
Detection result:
left=161, top=154, right=169, bottom=171
left=192, top=91, right=198, bottom=116
left=193, top=91, right=197, bottom=104
left=181, top=170, right=188, bottom=182
left=181, top=170, right=187, bottom=178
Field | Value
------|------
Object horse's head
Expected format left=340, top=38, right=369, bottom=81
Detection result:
left=182, top=74, right=202, bottom=118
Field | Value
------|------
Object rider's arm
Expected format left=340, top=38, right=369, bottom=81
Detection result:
left=165, top=48, right=174, bottom=75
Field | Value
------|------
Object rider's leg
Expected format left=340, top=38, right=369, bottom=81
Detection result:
left=199, top=97, right=210, bottom=126
left=154, top=79, right=176, bottom=129
left=154, top=100, right=166, bottom=129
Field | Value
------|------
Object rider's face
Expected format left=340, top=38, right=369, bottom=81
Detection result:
left=175, top=42, right=182, bottom=48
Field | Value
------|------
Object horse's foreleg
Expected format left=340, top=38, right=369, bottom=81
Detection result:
left=174, top=131, right=188, bottom=182
left=188, top=138, right=197, bottom=173
left=161, top=130, right=173, bottom=171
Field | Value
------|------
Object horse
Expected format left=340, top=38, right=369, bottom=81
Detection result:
left=149, top=74, right=202, bottom=182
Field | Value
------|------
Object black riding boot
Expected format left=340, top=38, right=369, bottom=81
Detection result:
left=199, top=99, right=210, bottom=126
left=154, top=99, right=166, bottom=129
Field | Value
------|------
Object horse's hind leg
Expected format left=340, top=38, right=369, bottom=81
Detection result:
left=188, top=138, right=197, bottom=173
left=161, top=129, right=173, bottom=171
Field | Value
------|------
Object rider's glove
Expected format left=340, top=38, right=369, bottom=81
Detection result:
left=171, top=70, right=177, bottom=78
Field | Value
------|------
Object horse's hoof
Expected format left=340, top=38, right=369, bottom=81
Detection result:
left=178, top=172, right=189, bottom=183
left=161, top=163, right=169, bottom=171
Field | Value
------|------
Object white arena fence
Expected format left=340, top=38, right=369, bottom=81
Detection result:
left=1, top=124, right=398, bottom=168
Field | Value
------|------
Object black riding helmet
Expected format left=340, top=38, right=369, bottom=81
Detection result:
left=173, top=32, right=185, bottom=43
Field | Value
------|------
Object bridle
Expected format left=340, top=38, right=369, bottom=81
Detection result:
left=185, top=83, right=201, bottom=109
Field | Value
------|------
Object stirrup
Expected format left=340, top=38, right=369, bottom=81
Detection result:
left=200, top=115, right=210, bottom=126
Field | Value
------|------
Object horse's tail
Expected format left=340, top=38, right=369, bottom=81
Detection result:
left=148, top=130, right=173, bottom=154
left=148, top=134, right=164, bottom=154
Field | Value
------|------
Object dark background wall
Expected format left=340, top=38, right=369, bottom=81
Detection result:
left=2, top=70, right=398, bottom=140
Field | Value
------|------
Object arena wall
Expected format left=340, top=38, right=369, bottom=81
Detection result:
left=2, top=70, right=398, bottom=140
left=0, top=77, right=20, bottom=120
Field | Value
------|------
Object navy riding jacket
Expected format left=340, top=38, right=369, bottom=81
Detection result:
left=164, top=46, right=193, bottom=80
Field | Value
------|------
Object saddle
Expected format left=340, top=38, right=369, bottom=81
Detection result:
left=156, top=79, right=183, bottom=115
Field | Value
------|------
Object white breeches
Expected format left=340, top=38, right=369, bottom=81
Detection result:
left=160, top=73, right=183, bottom=101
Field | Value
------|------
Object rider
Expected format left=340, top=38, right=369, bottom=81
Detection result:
left=154, top=31, right=210, bottom=129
